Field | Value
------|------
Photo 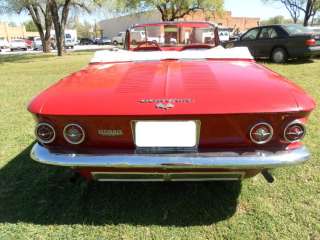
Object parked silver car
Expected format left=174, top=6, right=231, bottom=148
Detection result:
left=33, top=37, right=43, bottom=50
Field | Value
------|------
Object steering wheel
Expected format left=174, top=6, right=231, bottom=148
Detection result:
left=133, top=41, right=161, bottom=51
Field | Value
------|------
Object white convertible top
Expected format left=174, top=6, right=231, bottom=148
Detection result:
left=90, top=46, right=253, bottom=63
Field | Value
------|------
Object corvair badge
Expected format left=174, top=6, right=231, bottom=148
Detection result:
left=98, top=129, right=123, bottom=137
left=138, top=98, right=192, bottom=110
left=156, top=102, right=174, bottom=110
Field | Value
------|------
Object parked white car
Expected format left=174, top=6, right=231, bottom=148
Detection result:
left=10, top=39, right=28, bottom=51
left=33, top=37, right=43, bottom=50
left=112, top=32, right=126, bottom=45
left=130, top=30, right=146, bottom=45
left=0, top=38, right=9, bottom=52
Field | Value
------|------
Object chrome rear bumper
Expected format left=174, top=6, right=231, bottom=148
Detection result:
left=30, top=143, right=310, bottom=170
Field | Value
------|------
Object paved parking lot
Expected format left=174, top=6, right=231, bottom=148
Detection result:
left=0, top=44, right=115, bottom=55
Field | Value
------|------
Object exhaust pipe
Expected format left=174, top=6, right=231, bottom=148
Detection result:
left=261, top=170, right=275, bottom=183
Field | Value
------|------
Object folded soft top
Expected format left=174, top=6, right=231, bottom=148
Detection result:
left=90, top=46, right=253, bottom=63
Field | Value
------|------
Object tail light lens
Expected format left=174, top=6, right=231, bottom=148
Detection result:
left=305, top=39, right=316, bottom=46
left=249, top=122, right=273, bottom=144
left=284, top=121, right=305, bottom=142
left=35, top=123, right=56, bottom=144
left=63, top=124, right=85, bottom=144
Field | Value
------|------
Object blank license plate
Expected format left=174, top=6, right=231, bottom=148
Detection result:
left=134, top=121, right=197, bottom=147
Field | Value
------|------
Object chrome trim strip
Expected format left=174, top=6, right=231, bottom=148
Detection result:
left=91, top=171, right=245, bottom=182
left=30, top=143, right=310, bottom=169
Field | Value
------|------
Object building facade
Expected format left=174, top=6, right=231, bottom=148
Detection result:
left=0, top=22, right=39, bottom=41
left=99, top=10, right=260, bottom=38
left=183, top=11, right=260, bottom=32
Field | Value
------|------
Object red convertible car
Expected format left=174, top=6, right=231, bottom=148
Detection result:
left=29, top=22, right=315, bottom=183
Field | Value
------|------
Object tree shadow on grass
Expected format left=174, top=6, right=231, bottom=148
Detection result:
left=0, top=53, right=58, bottom=64
left=0, top=144, right=241, bottom=226
left=0, top=50, right=96, bottom=64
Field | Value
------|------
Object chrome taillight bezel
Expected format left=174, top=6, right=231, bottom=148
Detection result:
left=35, top=122, right=56, bottom=144
left=284, top=121, right=306, bottom=143
left=63, top=123, right=85, bottom=145
left=249, top=122, right=274, bottom=145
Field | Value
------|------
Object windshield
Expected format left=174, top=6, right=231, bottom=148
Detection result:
left=129, top=23, right=216, bottom=49
left=283, top=25, right=313, bottom=34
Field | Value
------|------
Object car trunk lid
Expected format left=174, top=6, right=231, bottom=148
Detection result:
left=28, top=59, right=314, bottom=116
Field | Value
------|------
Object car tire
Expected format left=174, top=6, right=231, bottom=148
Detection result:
left=113, top=41, right=118, bottom=45
left=271, top=48, right=288, bottom=63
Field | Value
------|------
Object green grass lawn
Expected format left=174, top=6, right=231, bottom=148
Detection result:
left=0, top=52, right=319, bottom=240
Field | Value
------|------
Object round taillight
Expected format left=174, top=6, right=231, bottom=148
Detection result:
left=35, top=123, right=56, bottom=144
left=63, top=124, right=85, bottom=144
left=249, top=122, right=273, bottom=144
left=284, top=122, right=305, bottom=142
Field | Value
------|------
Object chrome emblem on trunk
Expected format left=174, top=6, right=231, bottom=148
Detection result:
left=138, top=98, right=192, bottom=110
left=98, top=129, right=123, bottom=137
left=155, top=102, right=175, bottom=110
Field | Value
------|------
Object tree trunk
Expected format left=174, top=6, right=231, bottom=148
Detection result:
left=303, top=0, right=313, bottom=26
left=49, top=0, right=71, bottom=56
left=27, top=4, right=52, bottom=53
left=43, top=5, right=53, bottom=53
left=54, top=27, right=63, bottom=56
left=49, top=0, right=63, bottom=56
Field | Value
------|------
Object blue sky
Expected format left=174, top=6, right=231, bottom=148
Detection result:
left=224, top=0, right=291, bottom=19
left=0, top=0, right=293, bottom=25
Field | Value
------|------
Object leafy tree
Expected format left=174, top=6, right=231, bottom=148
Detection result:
left=115, top=0, right=224, bottom=21
left=8, top=21, right=18, bottom=27
left=0, top=0, right=53, bottom=52
left=262, top=0, right=320, bottom=26
left=67, top=16, right=95, bottom=38
left=48, top=0, right=103, bottom=56
left=24, top=19, right=38, bottom=31
left=260, top=15, right=294, bottom=25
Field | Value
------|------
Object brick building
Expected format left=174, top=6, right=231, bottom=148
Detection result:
left=183, top=10, right=260, bottom=32
left=0, top=22, right=39, bottom=41
left=99, top=10, right=260, bottom=38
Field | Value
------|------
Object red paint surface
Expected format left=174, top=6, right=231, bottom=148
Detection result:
left=37, top=114, right=309, bottom=150
left=28, top=60, right=315, bottom=116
